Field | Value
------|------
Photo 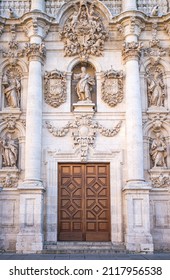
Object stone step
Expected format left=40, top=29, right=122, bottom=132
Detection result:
left=43, top=242, right=126, bottom=254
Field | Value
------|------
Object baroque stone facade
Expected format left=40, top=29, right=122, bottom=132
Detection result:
left=0, top=0, right=170, bottom=254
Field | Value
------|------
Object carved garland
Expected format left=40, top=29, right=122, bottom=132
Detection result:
left=151, top=174, right=170, bottom=188
left=101, top=69, right=124, bottom=107
left=44, top=70, right=67, bottom=108
left=46, top=115, right=122, bottom=162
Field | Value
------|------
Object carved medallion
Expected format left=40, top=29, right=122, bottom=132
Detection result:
left=44, top=70, right=67, bottom=108
left=60, top=0, right=108, bottom=59
left=101, top=69, right=124, bottom=107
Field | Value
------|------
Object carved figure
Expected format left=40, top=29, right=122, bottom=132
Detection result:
left=151, top=6, right=159, bottom=16
left=74, top=67, right=95, bottom=101
left=2, top=72, right=21, bottom=108
left=150, top=132, right=167, bottom=168
left=0, top=133, right=18, bottom=168
left=61, top=1, right=107, bottom=59
left=147, top=71, right=165, bottom=107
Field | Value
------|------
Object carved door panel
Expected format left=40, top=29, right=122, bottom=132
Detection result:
left=58, top=163, right=110, bottom=241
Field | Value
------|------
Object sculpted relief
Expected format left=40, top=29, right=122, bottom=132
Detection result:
left=73, top=66, right=95, bottom=102
left=101, top=69, right=124, bottom=107
left=0, top=133, right=18, bottom=168
left=61, top=0, right=108, bottom=59
left=150, top=132, right=167, bottom=168
left=44, top=70, right=67, bottom=108
left=146, top=64, right=166, bottom=109
left=2, top=67, right=21, bottom=109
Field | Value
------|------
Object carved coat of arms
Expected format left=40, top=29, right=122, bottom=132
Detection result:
left=44, top=70, right=67, bottom=108
left=101, top=69, right=124, bottom=107
left=60, top=0, right=108, bottom=59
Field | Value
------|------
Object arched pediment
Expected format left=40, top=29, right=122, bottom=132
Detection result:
left=57, top=0, right=112, bottom=26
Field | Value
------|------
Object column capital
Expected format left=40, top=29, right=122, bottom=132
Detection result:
left=25, top=43, right=46, bottom=63
left=122, top=41, right=143, bottom=63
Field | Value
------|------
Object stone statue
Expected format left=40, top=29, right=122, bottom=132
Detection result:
left=150, top=132, right=167, bottom=168
left=0, top=133, right=18, bottom=168
left=73, top=67, right=95, bottom=102
left=147, top=71, right=165, bottom=107
left=151, top=6, right=159, bottom=16
left=2, top=72, right=21, bottom=108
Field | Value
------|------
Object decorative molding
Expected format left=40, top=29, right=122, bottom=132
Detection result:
left=24, top=43, right=46, bottom=63
left=101, top=68, right=124, bottom=107
left=60, top=0, right=108, bottom=60
left=44, top=70, right=67, bottom=108
left=46, top=114, right=122, bottom=162
left=122, top=41, right=143, bottom=62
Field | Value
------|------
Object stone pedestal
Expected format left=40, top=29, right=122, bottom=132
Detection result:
left=16, top=183, right=45, bottom=253
left=123, top=182, right=153, bottom=253
left=73, top=101, right=95, bottom=113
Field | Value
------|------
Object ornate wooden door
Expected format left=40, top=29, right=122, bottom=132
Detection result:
left=58, top=163, right=110, bottom=241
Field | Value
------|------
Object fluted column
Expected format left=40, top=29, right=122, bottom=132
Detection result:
left=123, top=41, right=144, bottom=182
left=24, top=43, right=46, bottom=181
left=122, top=0, right=137, bottom=11
left=31, top=0, right=45, bottom=12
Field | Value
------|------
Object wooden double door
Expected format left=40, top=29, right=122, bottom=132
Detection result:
left=58, top=163, right=110, bottom=241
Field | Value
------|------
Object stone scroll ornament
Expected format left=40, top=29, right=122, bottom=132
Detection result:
left=46, top=115, right=122, bottom=162
left=101, top=69, right=124, bottom=107
left=44, top=70, right=67, bottom=108
left=60, top=0, right=108, bottom=59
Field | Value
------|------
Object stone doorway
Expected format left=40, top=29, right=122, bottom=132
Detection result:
left=58, top=163, right=111, bottom=241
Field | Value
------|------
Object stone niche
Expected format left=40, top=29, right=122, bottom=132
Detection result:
left=71, top=62, right=96, bottom=111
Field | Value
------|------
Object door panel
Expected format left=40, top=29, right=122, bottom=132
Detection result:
left=58, top=163, right=110, bottom=241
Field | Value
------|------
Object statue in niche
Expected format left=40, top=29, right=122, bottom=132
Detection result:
left=0, top=133, right=18, bottom=168
left=73, top=66, right=95, bottom=102
left=2, top=71, right=21, bottom=108
left=150, top=132, right=167, bottom=168
left=147, top=70, right=165, bottom=107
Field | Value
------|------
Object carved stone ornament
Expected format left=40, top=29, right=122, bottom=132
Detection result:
left=0, top=174, right=18, bottom=188
left=151, top=174, right=170, bottom=188
left=46, top=115, right=122, bottom=161
left=150, top=132, right=167, bottom=168
left=24, top=43, right=46, bottom=62
left=2, top=65, right=22, bottom=109
left=2, top=40, right=25, bottom=65
left=122, top=41, right=143, bottom=62
left=0, top=114, right=25, bottom=132
left=148, top=114, right=167, bottom=132
left=60, top=0, right=108, bottom=59
left=44, top=70, right=67, bottom=108
left=146, top=63, right=166, bottom=108
left=101, top=69, right=124, bottom=107
left=0, top=133, right=19, bottom=168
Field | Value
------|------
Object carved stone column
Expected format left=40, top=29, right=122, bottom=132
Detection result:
left=122, top=0, right=137, bottom=11
left=122, top=37, right=153, bottom=252
left=31, top=0, right=45, bottom=12
left=123, top=41, right=144, bottom=182
left=24, top=43, right=46, bottom=181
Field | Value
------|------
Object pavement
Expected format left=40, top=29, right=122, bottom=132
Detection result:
left=0, top=252, right=170, bottom=260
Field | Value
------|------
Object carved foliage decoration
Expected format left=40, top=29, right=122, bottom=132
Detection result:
left=0, top=174, right=18, bottom=188
left=60, top=0, right=108, bottom=59
left=44, top=70, right=67, bottom=108
left=101, top=69, right=124, bottom=107
left=122, top=41, right=143, bottom=62
left=46, top=114, right=122, bottom=162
